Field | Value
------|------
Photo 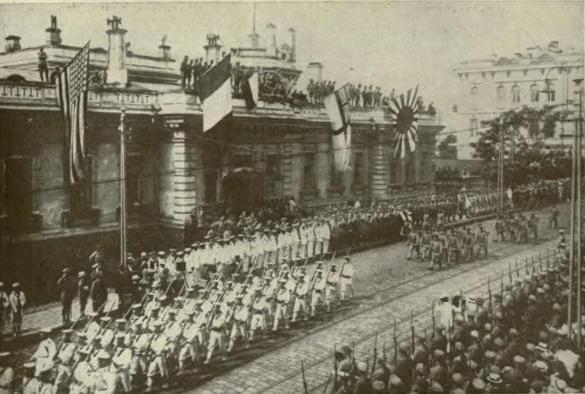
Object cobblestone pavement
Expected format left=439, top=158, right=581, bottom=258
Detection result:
left=3, top=205, right=565, bottom=390
left=191, top=206, right=566, bottom=394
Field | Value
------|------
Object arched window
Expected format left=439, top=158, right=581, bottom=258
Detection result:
left=496, top=85, right=506, bottom=103
left=470, top=86, right=479, bottom=96
left=511, top=85, right=521, bottom=103
left=530, top=83, right=539, bottom=102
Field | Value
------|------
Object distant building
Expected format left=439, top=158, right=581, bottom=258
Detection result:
left=452, top=41, right=584, bottom=160
left=0, top=16, right=443, bottom=287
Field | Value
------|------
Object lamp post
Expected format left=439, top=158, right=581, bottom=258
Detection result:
left=118, top=108, right=128, bottom=272
left=574, top=77, right=583, bottom=351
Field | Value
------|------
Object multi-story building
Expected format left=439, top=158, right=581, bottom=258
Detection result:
left=452, top=41, right=584, bottom=160
left=0, top=16, right=442, bottom=299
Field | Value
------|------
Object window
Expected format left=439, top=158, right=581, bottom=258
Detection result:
left=470, top=86, right=479, bottom=96
left=232, top=154, right=253, bottom=168
left=511, top=85, right=521, bottom=103
left=470, top=118, right=479, bottom=136
left=352, top=152, right=365, bottom=187
left=303, top=153, right=315, bottom=190
left=265, top=154, right=280, bottom=195
left=496, top=85, right=506, bottom=103
left=530, top=84, right=539, bottom=102
left=5, top=156, right=33, bottom=220
left=127, top=154, right=144, bottom=206
left=70, top=156, right=94, bottom=215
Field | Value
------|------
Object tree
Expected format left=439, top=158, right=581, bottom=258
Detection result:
left=472, top=105, right=569, bottom=186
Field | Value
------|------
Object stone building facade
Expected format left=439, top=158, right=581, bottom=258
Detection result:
left=0, top=16, right=443, bottom=294
left=452, top=41, right=584, bottom=159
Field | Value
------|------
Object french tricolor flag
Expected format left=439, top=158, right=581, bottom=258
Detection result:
left=196, top=55, right=233, bottom=132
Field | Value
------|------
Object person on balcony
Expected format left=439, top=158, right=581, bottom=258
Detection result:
left=38, top=48, right=49, bottom=82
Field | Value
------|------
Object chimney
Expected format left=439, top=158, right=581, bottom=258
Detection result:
left=158, top=35, right=171, bottom=61
left=307, top=62, right=323, bottom=82
left=288, top=28, right=296, bottom=63
left=204, top=34, right=221, bottom=63
left=4, top=35, right=21, bottom=52
left=45, top=15, right=62, bottom=46
left=266, top=23, right=277, bottom=57
left=105, top=16, right=128, bottom=86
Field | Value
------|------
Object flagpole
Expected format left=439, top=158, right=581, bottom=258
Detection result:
left=119, top=108, right=128, bottom=272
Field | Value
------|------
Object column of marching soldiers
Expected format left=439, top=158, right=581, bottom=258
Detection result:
left=0, top=180, right=567, bottom=393
left=319, top=237, right=582, bottom=394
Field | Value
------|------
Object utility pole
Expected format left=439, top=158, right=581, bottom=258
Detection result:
left=498, top=117, right=505, bottom=213
left=568, top=78, right=583, bottom=348
left=119, top=108, right=128, bottom=272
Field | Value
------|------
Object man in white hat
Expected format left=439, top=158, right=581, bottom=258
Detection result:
left=273, top=279, right=291, bottom=331
left=94, top=349, right=117, bottom=393
left=113, top=335, right=133, bottom=392
left=70, top=348, right=93, bottom=394
left=53, top=347, right=74, bottom=394
left=249, top=289, right=268, bottom=341
left=311, top=269, right=326, bottom=317
left=178, top=310, right=200, bottom=373
left=146, top=321, right=169, bottom=390
left=0, top=352, right=15, bottom=394
left=32, top=328, right=56, bottom=376
left=21, top=362, right=40, bottom=394
left=57, top=329, right=77, bottom=365
left=292, top=273, right=309, bottom=322
left=339, top=257, right=354, bottom=301
left=227, top=294, right=250, bottom=352
left=8, top=282, right=25, bottom=336
left=129, top=321, right=149, bottom=390
left=204, top=307, right=226, bottom=365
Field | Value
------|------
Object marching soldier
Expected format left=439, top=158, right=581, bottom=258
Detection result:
left=273, top=279, right=291, bottom=331
left=21, top=362, right=40, bottom=394
left=249, top=289, right=268, bottom=341
left=311, top=270, right=326, bottom=317
left=292, top=274, right=309, bottom=322
left=227, top=294, right=250, bottom=352
left=339, top=257, right=353, bottom=301
left=325, top=265, right=339, bottom=312
left=56, top=329, right=77, bottom=365
left=129, top=321, right=149, bottom=390
left=32, top=328, right=56, bottom=375
left=146, top=321, right=169, bottom=391
left=204, top=307, right=225, bottom=364
left=70, top=348, right=93, bottom=394
left=0, top=352, right=15, bottom=394
left=112, top=335, right=133, bottom=392
left=94, top=350, right=118, bottom=394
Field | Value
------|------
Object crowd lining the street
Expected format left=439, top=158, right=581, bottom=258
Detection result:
left=0, top=178, right=569, bottom=393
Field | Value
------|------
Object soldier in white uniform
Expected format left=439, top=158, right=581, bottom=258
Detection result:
left=32, top=328, right=56, bottom=377
left=98, top=316, right=115, bottom=350
left=249, top=289, right=268, bottom=341
left=339, top=257, right=354, bottom=301
left=146, top=321, right=168, bottom=391
left=227, top=295, right=250, bottom=352
left=0, top=352, right=15, bottom=394
left=94, top=350, right=118, bottom=394
left=272, top=280, right=291, bottom=331
left=325, top=265, right=340, bottom=312
left=292, top=274, right=310, bottom=322
left=204, top=307, right=225, bottom=364
left=112, top=335, right=133, bottom=392
left=130, top=322, right=150, bottom=390
left=21, top=362, right=41, bottom=394
left=70, top=348, right=94, bottom=394
left=311, top=270, right=326, bottom=317
left=178, top=310, right=200, bottom=372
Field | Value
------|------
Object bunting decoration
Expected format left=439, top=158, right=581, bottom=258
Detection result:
left=387, top=85, right=422, bottom=158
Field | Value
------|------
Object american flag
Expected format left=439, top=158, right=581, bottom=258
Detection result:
left=57, top=42, right=90, bottom=184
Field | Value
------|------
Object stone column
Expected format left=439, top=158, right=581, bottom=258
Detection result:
left=106, top=17, right=128, bottom=86
left=370, top=133, right=390, bottom=200
left=168, top=121, right=200, bottom=226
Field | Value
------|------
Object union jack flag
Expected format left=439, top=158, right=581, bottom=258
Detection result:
left=57, top=42, right=90, bottom=184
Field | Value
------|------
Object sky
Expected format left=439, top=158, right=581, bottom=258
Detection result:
left=0, top=1, right=583, bottom=131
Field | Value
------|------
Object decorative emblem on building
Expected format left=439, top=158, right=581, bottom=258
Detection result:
left=388, top=86, right=421, bottom=158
